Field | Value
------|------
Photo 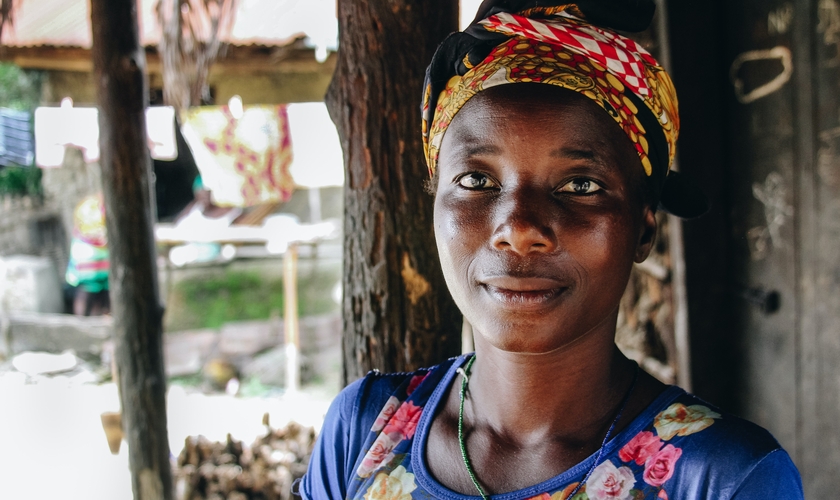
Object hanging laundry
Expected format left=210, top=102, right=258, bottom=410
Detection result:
left=180, top=105, right=294, bottom=207
left=0, top=108, right=34, bottom=167
left=34, top=106, right=178, bottom=167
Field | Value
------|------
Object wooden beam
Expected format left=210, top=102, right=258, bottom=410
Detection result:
left=13, top=56, right=92, bottom=72
left=90, top=0, right=173, bottom=499
left=2, top=45, right=336, bottom=76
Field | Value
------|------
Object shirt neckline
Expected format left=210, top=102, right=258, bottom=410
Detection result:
left=411, top=354, right=686, bottom=499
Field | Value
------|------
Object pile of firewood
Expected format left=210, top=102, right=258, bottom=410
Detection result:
left=174, top=418, right=316, bottom=500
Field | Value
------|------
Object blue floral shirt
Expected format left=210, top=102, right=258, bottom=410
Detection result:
left=300, top=355, right=803, bottom=500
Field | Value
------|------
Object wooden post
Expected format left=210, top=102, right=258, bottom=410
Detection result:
left=0, top=311, right=10, bottom=359
left=90, top=1, right=173, bottom=499
left=328, top=0, right=462, bottom=384
left=283, top=243, right=300, bottom=392
left=654, top=0, right=692, bottom=391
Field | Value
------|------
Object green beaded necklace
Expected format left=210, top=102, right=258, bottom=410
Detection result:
left=457, top=355, right=488, bottom=499
left=456, top=355, right=639, bottom=500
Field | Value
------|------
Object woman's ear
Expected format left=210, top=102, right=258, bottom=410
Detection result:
left=634, top=206, right=658, bottom=263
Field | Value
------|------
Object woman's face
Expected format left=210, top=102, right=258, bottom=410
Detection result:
left=434, top=85, right=656, bottom=354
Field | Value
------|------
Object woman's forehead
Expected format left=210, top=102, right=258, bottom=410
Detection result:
left=441, top=85, right=635, bottom=163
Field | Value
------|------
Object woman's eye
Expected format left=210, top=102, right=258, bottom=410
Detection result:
left=457, top=173, right=498, bottom=190
left=558, top=178, right=602, bottom=195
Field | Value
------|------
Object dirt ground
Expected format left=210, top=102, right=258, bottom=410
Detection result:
left=0, top=369, right=334, bottom=499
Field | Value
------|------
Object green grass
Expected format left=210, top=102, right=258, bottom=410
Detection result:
left=0, top=165, right=42, bottom=197
left=165, top=263, right=341, bottom=331
left=0, top=63, right=42, bottom=112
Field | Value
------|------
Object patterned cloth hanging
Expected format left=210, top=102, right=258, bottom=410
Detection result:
left=181, top=105, right=294, bottom=208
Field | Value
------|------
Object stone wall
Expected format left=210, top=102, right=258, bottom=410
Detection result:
left=0, top=148, right=101, bottom=296
left=0, top=197, right=66, bottom=277
left=40, top=147, right=103, bottom=247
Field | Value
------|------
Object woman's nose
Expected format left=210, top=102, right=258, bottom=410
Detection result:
left=490, top=193, right=557, bottom=255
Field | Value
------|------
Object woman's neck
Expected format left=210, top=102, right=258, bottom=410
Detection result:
left=467, top=328, right=637, bottom=443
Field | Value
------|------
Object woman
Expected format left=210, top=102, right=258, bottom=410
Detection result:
left=300, top=1, right=804, bottom=498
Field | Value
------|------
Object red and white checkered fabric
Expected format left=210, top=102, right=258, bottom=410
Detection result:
left=481, top=12, right=657, bottom=97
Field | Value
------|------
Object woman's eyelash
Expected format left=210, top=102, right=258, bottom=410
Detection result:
left=557, top=178, right=602, bottom=195
left=456, top=172, right=498, bottom=189
left=453, top=174, right=601, bottom=194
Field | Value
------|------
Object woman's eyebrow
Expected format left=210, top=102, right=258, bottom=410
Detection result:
left=551, top=146, right=600, bottom=161
left=464, top=144, right=501, bottom=156
left=450, top=137, right=501, bottom=157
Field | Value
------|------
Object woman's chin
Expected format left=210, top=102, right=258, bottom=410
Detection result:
left=471, top=320, right=585, bottom=355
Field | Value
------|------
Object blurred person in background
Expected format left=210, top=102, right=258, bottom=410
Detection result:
left=65, top=194, right=110, bottom=316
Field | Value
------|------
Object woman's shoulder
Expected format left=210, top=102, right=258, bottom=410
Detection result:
left=657, top=390, right=783, bottom=458
left=338, top=356, right=462, bottom=424
left=618, top=387, right=803, bottom=499
left=621, top=387, right=780, bottom=450
left=298, top=357, right=462, bottom=499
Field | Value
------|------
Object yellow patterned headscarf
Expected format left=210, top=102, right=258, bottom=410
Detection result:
left=421, top=2, right=706, bottom=217
left=73, top=194, right=107, bottom=247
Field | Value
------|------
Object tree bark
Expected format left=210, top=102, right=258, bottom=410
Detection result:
left=328, top=0, right=461, bottom=383
left=90, top=1, right=173, bottom=499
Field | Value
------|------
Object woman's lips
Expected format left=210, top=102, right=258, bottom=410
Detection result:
left=479, top=276, right=568, bottom=308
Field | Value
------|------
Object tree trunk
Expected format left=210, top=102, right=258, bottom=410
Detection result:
left=90, top=1, right=173, bottom=499
left=328, top=0, right=461, bottom=383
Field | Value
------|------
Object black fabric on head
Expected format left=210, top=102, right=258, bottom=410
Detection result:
left=659, top=171, right=710, bottom=218
left=470, top=0, right=656, bottom=33
left=620, top=92, right=709, bottom=218
left=623, top=92, right=667, bottom=207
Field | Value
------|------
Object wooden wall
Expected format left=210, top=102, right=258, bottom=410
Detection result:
left=669, top=0, right=840, bottom=495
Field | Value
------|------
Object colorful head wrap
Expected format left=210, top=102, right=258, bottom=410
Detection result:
left=73, top=194, right=107, bottom=247
left=422, top=0, right=707, bottom=218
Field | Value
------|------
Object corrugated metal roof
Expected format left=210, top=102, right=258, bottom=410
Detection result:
left=0, top=0, right=334, bottom=49
left=1, top=0, right=91, bottom=48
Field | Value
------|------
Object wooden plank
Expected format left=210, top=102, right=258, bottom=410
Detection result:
left=666, top=0, right=739, bottom=409
left=792, top=0, right=819, bottom=489
left=804, top=0, right=840, bottom=493
left=724, top=0, right=800, bottom=455
left=653, top=0, right=693, bottom=390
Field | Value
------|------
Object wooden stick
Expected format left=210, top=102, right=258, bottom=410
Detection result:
left=284, top=243, right=300, bottom=392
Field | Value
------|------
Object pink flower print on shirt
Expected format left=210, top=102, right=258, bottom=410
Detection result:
left=357, top=433, right=400, bottom=478
left=371, top=396, right=401, bottom=432
left=382, top=401, right=423, bottom=441
left=643, top=444, right=683, bottom=487
left=654, top=403, right=721, bottom=440
left=619, top=431, right=663, bottom=465
left=586, top=460, right=636, bottom=500
left=658, top=489, right=669, bottom=500
left=406, top=373, right=429, bottom=396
